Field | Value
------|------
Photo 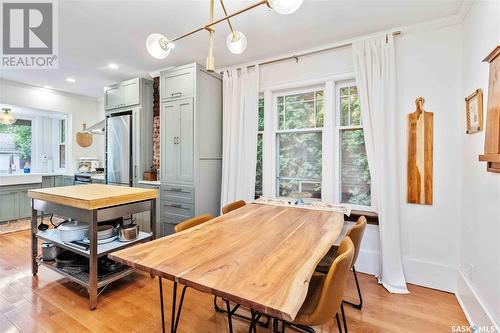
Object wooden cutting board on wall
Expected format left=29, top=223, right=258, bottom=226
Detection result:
left=407, top=97, right=433, bottom=205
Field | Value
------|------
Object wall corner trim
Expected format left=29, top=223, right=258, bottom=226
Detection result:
left=456, top=269, right=499, bottom=331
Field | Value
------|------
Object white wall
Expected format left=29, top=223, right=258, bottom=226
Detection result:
left=457, top=0, right=500, bottom=330
left=396, top=24, right=463, bottom=292
left=255, top=24, right=465, bottom=292
left=0, top=79, right=104, bottom=173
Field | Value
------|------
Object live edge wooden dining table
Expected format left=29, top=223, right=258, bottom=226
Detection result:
left=109, top=203, right=345, bottom=333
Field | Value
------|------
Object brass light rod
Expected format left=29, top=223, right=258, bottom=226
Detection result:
left=168, top=0, right=268, bottom=44
left=219, top=0, right=234, bottom=34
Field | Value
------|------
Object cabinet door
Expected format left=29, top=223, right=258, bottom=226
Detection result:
left=178, top=99, right=194, bottom=182
left=161, top=102, right=180, bottom=182
left=0, top=191, right=18, bottom=222
left=162, top=69, right=194, bottom=100
left=122, top=78, right=140, bottom=107
left=63, top=176, right=74, bottom=186
left=105, top=85, right=123, bottom=110
left=42, top=176, right=55, bottom=188
left=18, top=190, right=32, bottom=219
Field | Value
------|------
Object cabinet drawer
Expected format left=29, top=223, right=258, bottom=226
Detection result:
left=160, top=200, right=194, bottom=219
left=162, top=69, right=194, bottom=100
left=160, top=184, right=194, bottom=203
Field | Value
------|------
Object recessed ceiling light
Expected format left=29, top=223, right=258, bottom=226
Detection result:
left=66, top=78, right=76, bottom=83
left=108, top=63, right=119, bottom=69
left=43, top=85, right=52, bottom=89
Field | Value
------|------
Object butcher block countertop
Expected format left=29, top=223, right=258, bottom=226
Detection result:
left=28, top=184, right=158, bottom=210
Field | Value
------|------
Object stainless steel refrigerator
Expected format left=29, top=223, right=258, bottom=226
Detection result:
left=106, top=111, right=132, bottom=186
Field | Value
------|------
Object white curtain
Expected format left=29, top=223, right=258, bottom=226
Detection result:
left=352, top=35, right=409, bottom=293
left=221, top=66, right=260, bottom=207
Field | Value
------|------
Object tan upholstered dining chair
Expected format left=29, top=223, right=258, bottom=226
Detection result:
left=221, top=200, right=246, bottom=214
left=253, top=238, right=355, bottom=333
left=316, top=216, right=367, bottom=309
left=174, top=214, right=213, bottom=233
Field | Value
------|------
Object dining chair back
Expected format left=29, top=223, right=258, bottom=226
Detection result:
left=221, top=200, right=246, bottom=214
left=294, top=237, right=355, bottom=327
left=346, top=216, right=367, bottom=268
left=174, top=214, right=213, bottom=233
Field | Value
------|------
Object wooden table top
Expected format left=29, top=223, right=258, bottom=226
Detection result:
left=28, top=184, right=158, bottom=210
left=109, top=204, right=344, bottom=322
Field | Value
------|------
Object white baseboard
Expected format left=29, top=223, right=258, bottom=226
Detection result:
left=456, top=270, right=499, bottom=332
left=403, top=257, right=457, bottom=292
left=355, top=250, right=457, bottom=293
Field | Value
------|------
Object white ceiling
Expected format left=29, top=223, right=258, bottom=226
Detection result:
left=0, top=0, right=465, bottom=98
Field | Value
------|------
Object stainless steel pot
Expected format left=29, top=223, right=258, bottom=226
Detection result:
left=41, top=242, right=59, bottom=261
left=118, top=224, right=139, bottom=242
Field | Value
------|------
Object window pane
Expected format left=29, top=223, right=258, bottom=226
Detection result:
left=284, top=101, right=315, bottom=129
left=285, top=92, right=314, bottom=103
left=340, top=96, right=350, bottom=126
left=340, top=129, right=371, bottom=206
left=59, top=144, right=66, bottom=169
left=278, top=179, right=299, bottom=197
left=60, top=119, right=66, bottom=143
left=316, top=99, right=324, bottom=128
left=278, top=90, right=324, bottom=130
left=255, top=133, right=263, bottom=197
left=277, top=132, right=322, bottom=198
left=258, top=98, right=264, bottom=131
left=340, top=87, right=349, bottom=96
left=0, top=121, right=32, bottom=173
left=350, top=94, right=361, bottom=126
left=278, top=104, right=285, bottom=129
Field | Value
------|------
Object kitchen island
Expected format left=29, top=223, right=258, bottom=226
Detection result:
left=28, top=184, right=158, bottom=309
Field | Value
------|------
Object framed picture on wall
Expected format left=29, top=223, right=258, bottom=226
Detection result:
left=465, top=89, right=483, bottom=134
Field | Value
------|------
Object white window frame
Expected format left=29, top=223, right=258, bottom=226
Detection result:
left=255, top=94, right=265, bottom=197
left=52, top=114, right=69, bottom=173
left=273, top=85, right=324, bottom=199
left=259, top=74, right=374, bottom=211
left=334, top=81, right=375, bottom=211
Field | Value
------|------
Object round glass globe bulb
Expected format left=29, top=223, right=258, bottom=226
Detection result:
left=146, top=33, right=171, bottom=59
left=226, top=31, right=247, bottom=54
left=268, top=0, right=304, bottom=15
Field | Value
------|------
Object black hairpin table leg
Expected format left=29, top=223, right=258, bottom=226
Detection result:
left=158, top=278, right=187, bottom=333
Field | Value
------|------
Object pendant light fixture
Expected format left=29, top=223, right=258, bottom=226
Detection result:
left=0, top=108, right=17, bottom=125
left=226, top=31, right=247, bottom=54
left=146, top=0, right=303, bottom=71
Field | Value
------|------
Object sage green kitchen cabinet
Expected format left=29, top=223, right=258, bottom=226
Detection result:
left=159, top=63, right=222, bottom=229
left=0, top=190, right=18, bottom=222
left=104, top=78, right=140, bottom=110
left=161, top=99, right=194, bottom=183
left=42, top=176, right=55, bottom=188
left=18, top=188, right=34, bottom=218
left=55, top=176, right=64, bottom=187
left=63, top=176, right=74, bottom=186
left=0, top=183, right=41, bottom=222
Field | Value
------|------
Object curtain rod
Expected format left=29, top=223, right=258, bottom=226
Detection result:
left=228, top=31, right=401, bottom=71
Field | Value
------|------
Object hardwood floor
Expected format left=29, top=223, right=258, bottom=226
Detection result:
left=0, top=230, right=468, bottom=333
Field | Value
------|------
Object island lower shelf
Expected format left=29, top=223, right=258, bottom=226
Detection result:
left=36, top=229, right=153, bottom=257
left=37, top=257, right=135, bottom=288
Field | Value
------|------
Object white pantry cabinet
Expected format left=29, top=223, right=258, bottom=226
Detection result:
left=159, top=63, right=222, bottom=236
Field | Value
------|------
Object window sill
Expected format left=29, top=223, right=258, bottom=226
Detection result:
left=347, top=209, right=379, bottom=225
